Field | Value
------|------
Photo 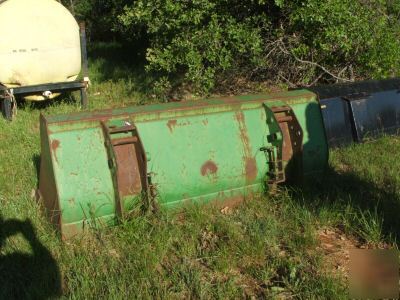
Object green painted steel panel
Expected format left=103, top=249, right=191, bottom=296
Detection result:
left=289, top=101, right=329, bottom=176
left=137, top=108, right=270, bottom=206
left=50, top=128, right=115, bottom=224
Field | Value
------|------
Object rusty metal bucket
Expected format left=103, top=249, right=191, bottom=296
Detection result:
left=37, top=90, right=328, bottom=238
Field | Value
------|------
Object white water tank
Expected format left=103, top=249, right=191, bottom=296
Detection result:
left=0, top=0, right=81, bottom=100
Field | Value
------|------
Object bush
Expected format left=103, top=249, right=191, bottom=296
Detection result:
left=68, top=0, right=400, bottom=94
left=119, top=0, right=270, bottom=94
left=62, top=0, right=132, bottom=40
left=282, top=0, right=400, bottom=81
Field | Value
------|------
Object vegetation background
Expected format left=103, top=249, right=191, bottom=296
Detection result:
left=0, top=0, right=399, bottom=298
left=63, top=0, right=400, bottom=96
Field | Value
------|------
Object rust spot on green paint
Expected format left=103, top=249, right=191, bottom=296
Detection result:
left=235, top=112, right=251, bottom=154
left=245, top=158, right=258, bottom=182
left=235, top=111, right=259, bottom=181
left=201, top=160, right=218, bottom=176
left=167, top=119, right=193, bottom=133
left=167, top=119, right=177, bottom=133
left=51, top=139, right=60, bottom=163
left=51, top=139, right=60, bottom=150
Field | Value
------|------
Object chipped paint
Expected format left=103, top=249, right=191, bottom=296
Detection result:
left=167, top=119, right=177, bottom=133
left=234, top=111, right=258, bottom=182
left=51, top=139, right=60, bottom=163
left=201, top=160, right=218, bottom=176
left=245, top=158, right=258, bottom=181
left=167, top=119, right=192, bottom=133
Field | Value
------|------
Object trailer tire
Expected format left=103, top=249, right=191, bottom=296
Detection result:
left=1, top=97, right=13, bottom=121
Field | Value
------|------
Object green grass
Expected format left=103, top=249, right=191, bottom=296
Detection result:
left=1, top=43, right=399, bottom=299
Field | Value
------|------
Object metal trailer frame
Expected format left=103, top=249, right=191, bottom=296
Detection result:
left=0, top=22, right=90, bottom=120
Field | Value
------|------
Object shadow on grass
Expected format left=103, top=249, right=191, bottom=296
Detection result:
left=288, top=104, right=400, bottom=244
left=0, top=216, right=62, bottom=299
left=290, top=166, right=400, bottom=243
left=88, top=41, right=154, bottom=95
left=318, top=168, right=400, bottom=243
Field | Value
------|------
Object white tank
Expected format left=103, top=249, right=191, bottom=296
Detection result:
left=0, top=0, right=81, bottom=100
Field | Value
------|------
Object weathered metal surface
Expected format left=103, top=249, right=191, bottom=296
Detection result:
left=271, top=106, right=304, bottom=183
left=38, top=90, right=328, bottom=238
left=309, top=78, right=400, bottom=147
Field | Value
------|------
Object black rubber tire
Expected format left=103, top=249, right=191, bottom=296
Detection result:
left=1, top=97, right=13, bottom=121
left=80, top=88, right=88, bottom=108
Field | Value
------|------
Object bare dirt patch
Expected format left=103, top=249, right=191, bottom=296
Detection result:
left=317, top=227, right=361, bottom=279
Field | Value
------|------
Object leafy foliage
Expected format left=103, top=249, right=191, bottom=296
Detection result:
left=66, top=0, right=400, bottom=94
left=284, top=0, right=400, bottom=80
left=61, top=0, right=131, bottom=39
left=119, top=0, right=270, bottom=93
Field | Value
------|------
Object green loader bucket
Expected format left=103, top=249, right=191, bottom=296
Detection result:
left=38, top=90, right=328, bottom=238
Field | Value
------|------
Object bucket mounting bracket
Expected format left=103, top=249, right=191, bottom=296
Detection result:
left=101, top=120, right=149, bottom=219
left=262, top=104, right=304, bottom=187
